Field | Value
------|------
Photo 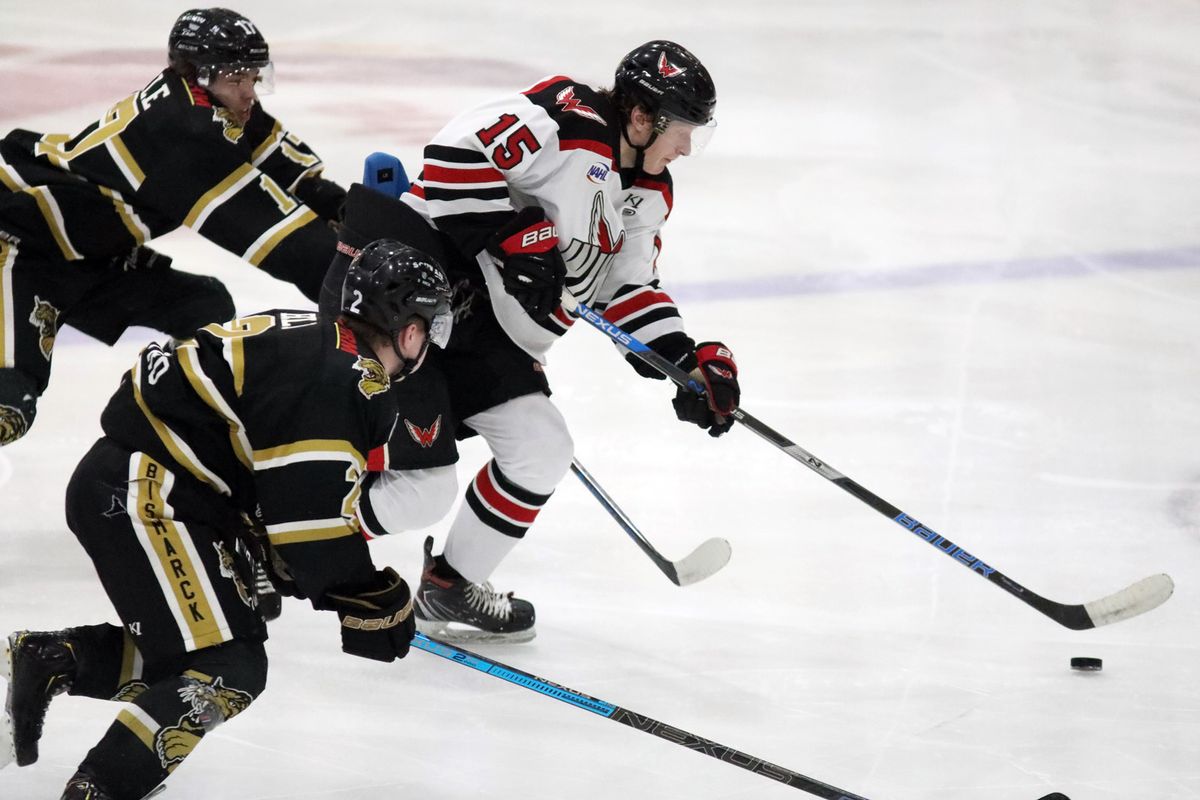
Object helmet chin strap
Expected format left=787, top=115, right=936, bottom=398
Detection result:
left=391, top=332, right=430, bottom=381
left=620, top=119, right=658, bottom=186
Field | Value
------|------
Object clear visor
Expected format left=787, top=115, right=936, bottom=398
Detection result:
left=196, top=62, right=275, bottom=95
left=656, top=113, right=717, bottom=156
left=428, top=308, right=453, bottom=349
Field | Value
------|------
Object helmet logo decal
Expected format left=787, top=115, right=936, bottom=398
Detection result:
left=404, top=415, right=442, bottom=448
left=555, top=86, right=606, bottom=125
left=657, top=52, right=686, bottom=79
left=353, top=356, right=391, bottom=399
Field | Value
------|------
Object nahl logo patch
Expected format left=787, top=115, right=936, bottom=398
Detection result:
left=405, top=415, right=442, bottom=448
left=353, top=357, right=390, bottom=398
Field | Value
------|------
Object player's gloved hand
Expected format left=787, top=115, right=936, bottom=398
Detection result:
left=114, top=245, right=173, bottom=272
left=325, top=567, right=414, bottom=662
left=671, top=341, right=739, bottom=438
left=294, top=175, right=348, bottom=223
left=487, top=207, right=567, bottom=320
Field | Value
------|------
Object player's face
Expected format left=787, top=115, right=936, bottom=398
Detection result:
left=641, top=120, right=699, bottom=174
left=208, top=68, right=262, bottom=124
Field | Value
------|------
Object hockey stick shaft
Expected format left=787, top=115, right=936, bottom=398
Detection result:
left=413, top=632, right=869, bottom=799
left=563, top=294, right=1172, bottom=630
left=571, top=458, right=683, bottom=584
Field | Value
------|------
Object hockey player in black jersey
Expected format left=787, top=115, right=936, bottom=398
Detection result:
left=0, top=8, right=348, bottom=446
left=318, top=41, right=742, bottom=643
left=0, top=240, right=452, bottom=799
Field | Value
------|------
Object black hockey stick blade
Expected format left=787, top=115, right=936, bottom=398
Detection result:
left=413, top=632, right=871, bottom=799
left=571, top=459, right=731, bottom=586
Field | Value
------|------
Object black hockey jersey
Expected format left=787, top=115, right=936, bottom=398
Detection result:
left=99, top=311, right=396, bottom=603
left=402, top=75, right=689, bottom=362
left=0, top=69, right=337, bottom=300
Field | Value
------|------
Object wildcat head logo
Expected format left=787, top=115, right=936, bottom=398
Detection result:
left=0, top=405, right=29, bottom=445
left=213, top=107, right=245, bottom=143
left=156, top=675, right=254, bottom=771
left=404, top=415, right=442, bottom=448
left=353, top=357, right=390, bottom=398
left=29, top=296, right=59, bottom=360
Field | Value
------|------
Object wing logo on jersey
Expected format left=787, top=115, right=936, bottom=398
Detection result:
left=555, top=86, right=606, bottom=125
left=212, top=107, right=246, bottom=144
left=28, top=296, right=60, bottom=360
left=657, top=52, right=686, bottom=79
left=213, top=541, right=254, bottom=609
left=353, top=356, right=391, bottom=399
left=157, top=675, right=254, bottom=771
left=561, top=192, right=625, bottom=304
left=404, top=415, right=442, bottom=448
left=0, top=405, right=29, bottom=445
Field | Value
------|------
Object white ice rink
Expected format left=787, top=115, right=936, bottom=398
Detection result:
left=2, top=1, right=1199, bottom=798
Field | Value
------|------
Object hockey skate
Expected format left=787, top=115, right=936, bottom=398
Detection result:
left=414, top=536, right=536, bottom=644
left=60, top=769, right=115, bottom=800
left=2, top=630, right=77, bottom=767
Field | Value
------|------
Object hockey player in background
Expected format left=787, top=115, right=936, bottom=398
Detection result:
left=0, top=7, right=347, bottom=446
left=0, top=241, right=452, bottom=799
left=321, top=41, right=743, bottom=643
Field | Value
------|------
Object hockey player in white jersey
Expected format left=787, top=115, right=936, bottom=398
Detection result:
left=353, top=41, right=742, bottom=642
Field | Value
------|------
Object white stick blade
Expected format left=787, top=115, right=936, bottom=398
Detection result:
left=1084, top=573, right=1175, bottom=627
left=674, top=538, right=733, bottom=586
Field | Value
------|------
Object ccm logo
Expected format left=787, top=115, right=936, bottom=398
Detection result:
left=521, top=223, right=557, bottom=248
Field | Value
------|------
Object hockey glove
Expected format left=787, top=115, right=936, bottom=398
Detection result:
left=672, top=341, right=740, bottom=438
left=487, top=207, right=567, bottom=321
left=294, top=175, right=348, bottom=223
left=325, top=568, right=414, bottom=662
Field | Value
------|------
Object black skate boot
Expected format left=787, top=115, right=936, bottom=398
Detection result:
left=60, top=769, right=115, bottom=800
left=2, top=630, right=78, bottom=767
left=414, top=536, right=536, bottom=643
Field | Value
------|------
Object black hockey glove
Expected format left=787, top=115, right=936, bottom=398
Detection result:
left=113, top=245, right=172, bottom=272
left=487, top=207, right=566, bottom=321
left=325, top=568, right=414, bottom=663
left=294, top=175, right=348, bottom=223
left=672, top=341, right=740, bottom=438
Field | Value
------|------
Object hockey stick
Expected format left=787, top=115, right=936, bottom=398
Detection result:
left=561, top=293, right=1174, bottom=630
left=413, top=631, right=870, bottom=799
left=571, top=458, right=731, bottom=586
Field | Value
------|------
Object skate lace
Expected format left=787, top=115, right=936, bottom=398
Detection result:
left=464, top=581, right=513, bottom=621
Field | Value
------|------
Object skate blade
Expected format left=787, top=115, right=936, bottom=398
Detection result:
left=0, top=633, right=13, bottom=682
left=2, top=634, right=18, bottom=769
left=415, top=619, right=536, bottom=645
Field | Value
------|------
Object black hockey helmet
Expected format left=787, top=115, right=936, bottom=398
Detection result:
left=341, top=239, right=453, bottom=374
left=614, top=40, right=716, bottom=131
left=168, top=8, right=272, bottom=89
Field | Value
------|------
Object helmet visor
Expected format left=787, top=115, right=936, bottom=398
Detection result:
left=197, top=62, right=275, bottom=95
left=657, top=114, right=717, bottom=156
left=427, top=307, right=453, bottom=349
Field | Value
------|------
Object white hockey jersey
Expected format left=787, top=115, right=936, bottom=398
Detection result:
left=401, top=75, right=691, bottom=364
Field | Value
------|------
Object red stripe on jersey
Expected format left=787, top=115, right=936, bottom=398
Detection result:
left=634, top=177, right=673, bottom=213
left=366, top=444, right=387, bottom=472
left=552, top=305, right=575, bottom=328
left=523, top=75, right=571, bottom=95
left=604, top=288, right=674, bottom=323
left=474, top=464, right=539, bottom=525
left=358, top=513, right=376, bottom=540
left=336, top=322, right=359, bottom=355
left=560, top=139, right=613, bottom=162
left=406, top=183, right=426, bottom=199
left=186, top=80, right=212, bottom=108
left=423, top=164, right=504, bottom=184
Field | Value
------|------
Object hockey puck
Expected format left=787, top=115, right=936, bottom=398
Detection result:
left=1070, top=657, right=1102, bottom=671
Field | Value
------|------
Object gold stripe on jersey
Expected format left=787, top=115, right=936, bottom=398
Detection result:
left=28, top=187, right=82, bottom=260
left=0, top=161, right=21, bottom=191
left=254, top=439, right=366, bottom=544
left=132, top=355, right=233, bottom=496
left=117, top=707, right=159, bottom=753
left=1, top=240, right=15, bottom=365
left=35, top=95, right=140, bottom=167
left=280, top=140, right=319, bottom=170
left=244, top=207, right=317, bottom=266
left=264, top=517, right=356, bottom=546
left=118, top=629, right=144, bottom=686
left=175, top=342, right=254, bottom=471
left=254, top=439, right=365, bottom=471
left=97, top=185, right=151, bottom=244
left=127, top=453, right=231, bottom=651
left=250, top=119, right=284, bottom=165
left=183, top=162, right=258, bottom=231
left=201, top=315, right=276, bottom=396
left=105, top=134, right=147, bottom=190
